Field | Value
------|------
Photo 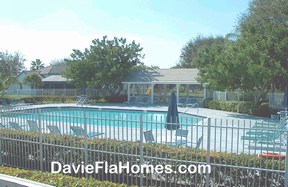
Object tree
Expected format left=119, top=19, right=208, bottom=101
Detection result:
left=197, top=39, right=281, bottom=105
left=196, top=0, right=288, bottom=105
left=23, top=73, right=43, bottom=89
left=175, top=35, right=226, bottom=68
left=237, top=0, right=288, bottom=91
left=0, top=51, right=25, bottom=96
left=64, top=36, right=144, bottom=95
left=50, top=59, right=66, bottom=66
left=30, top=59, right=44, bottom=70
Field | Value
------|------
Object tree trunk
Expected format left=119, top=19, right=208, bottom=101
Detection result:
left=107, top=84, right=123, bottom=96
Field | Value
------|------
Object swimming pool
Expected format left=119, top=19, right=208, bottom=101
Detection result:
left=4, top=107, right=203, bottom=129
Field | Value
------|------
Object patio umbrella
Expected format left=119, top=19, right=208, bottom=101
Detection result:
left=165, top=91, right=180, bottom=130
left=283, top=87, right=288, bottom=110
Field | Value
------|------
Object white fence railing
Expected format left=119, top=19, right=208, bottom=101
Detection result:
left=5, top=89, right=77, bottom=97
left=212, top=91, right=239, bottom=101
left=268, top=93, right=285, bottom=109
left=4, top=88, right=125, bottom=97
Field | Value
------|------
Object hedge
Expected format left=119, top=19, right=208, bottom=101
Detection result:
left=19, top=95, right=127, bottom=105
left=0, top=129, right=284, bottom=186
left=204, top=100, right=278, bottom=117
left=20, top=96, right=76, bottom=104
left=0, top=166, right=134, bottom=187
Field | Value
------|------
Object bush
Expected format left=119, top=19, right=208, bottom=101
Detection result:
left=19, top=95, right=127, bottom=105
left=253, top=103, right=278, bottom=117
left=104, top=95, right=127, bottom=103
left=0, top=129, right=284, bottom=186
left=89, top=95, right=127, bottom=103
left=204, top=100, right=277, bottom=117
left=0, top=166, right=133, bottom=187
left=22, top=96, right=76, bottom=104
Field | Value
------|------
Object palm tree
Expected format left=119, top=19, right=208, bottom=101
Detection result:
left=30, top=59, right=44, bottom=70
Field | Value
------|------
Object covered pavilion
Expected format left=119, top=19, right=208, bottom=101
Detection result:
left=122, top=69, right=207, bottom=105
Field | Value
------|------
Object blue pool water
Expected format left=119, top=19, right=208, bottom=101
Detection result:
left=7, top=107, right=203, bottom=129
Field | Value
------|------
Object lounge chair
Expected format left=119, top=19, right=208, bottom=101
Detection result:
left=144, top=130, right=179, bottom=146
left=9, top=122, right=25, bottom=131
left=0, top=123, right=7, bottom=128
left=196, top=136, right=204, bottom=149
left=241, top=122, right=286, bottom=142
left=174, top=129, right=203, bottom=149
left=47, top=125, right=62, bottom=135
left=70, top=126, right=104, bottom=138
left=143, top=130, right=156, bottom=143
left=251, top=117, right=286, bottom=130
left=143, top=130, right=194, bottom=148
left=245, top=118, right=287, bottom=136
left=27, top=120, right=42, bottom=132
left=174, top=129, right=188, bottom=143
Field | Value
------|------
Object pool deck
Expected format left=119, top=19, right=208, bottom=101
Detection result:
left=5, top=103, right=285, bottom=154
left=27, top=103, right=269, bottom=122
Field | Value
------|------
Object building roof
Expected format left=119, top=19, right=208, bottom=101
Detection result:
left=123, top=68, right=200, bottom=84
left=36, top=66, right=51, bottom=75
left=49, top=64, right=67, bottom=75
left=42, top=75, right=68, bottom=82
left=35, top=64, right=67, bottom=76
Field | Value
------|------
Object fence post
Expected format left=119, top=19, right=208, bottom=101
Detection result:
left=284, top=130, right=288, bottom=187
left=84, top=110, right=88, bottom=178
left=205, top=118, right=211, bottom=187
left=139, top=114, right=144, bottom=187
left=38, top=109, right=43, bottom=172
left=0, top=132, right=2, bottom=165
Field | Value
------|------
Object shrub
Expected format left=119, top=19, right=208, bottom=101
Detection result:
left=89, top=95, right=127, bottom=103
left=253, top=103, right=278, bottom=117
left=204, top=100, right=277, bottom=117
left=22, top=96, right=76, bottom=104
left=104, top=95, right=127, bottom=103
left=0, top=129, right=284, bottom=186
left=0, top=166, right=133, bottom=187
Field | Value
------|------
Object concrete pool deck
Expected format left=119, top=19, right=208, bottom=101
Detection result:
left=25, top=103, right=270, bottom=121
left=4, top=103, right=285, bottom=154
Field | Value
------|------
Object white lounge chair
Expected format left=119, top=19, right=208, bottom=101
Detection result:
left=144, top=130, right=188, bottom=147
left=9, top=122, right=25, bottom=131
left=27, top=120, right=41, bottom=132
left=47, top=125, right=62, bottom=135
left=174, top=129, right=189, bottom=143
left=70, top=126, right=104, bottom=138
left=0, top=123, right=7, bottom=129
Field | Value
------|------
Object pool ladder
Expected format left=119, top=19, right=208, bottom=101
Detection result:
left=77, top=95, right=89, bottom=105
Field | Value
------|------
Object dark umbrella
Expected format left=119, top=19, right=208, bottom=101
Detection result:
left=165, top=91, right=180, bottom=130
left=283, top=87, right=288, bottom=109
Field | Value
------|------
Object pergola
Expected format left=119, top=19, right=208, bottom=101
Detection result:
left=122, top=69, right=207, bottom=104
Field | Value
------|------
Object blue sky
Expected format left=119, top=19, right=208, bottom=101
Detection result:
left=0, top=0, right=250, bottom=69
